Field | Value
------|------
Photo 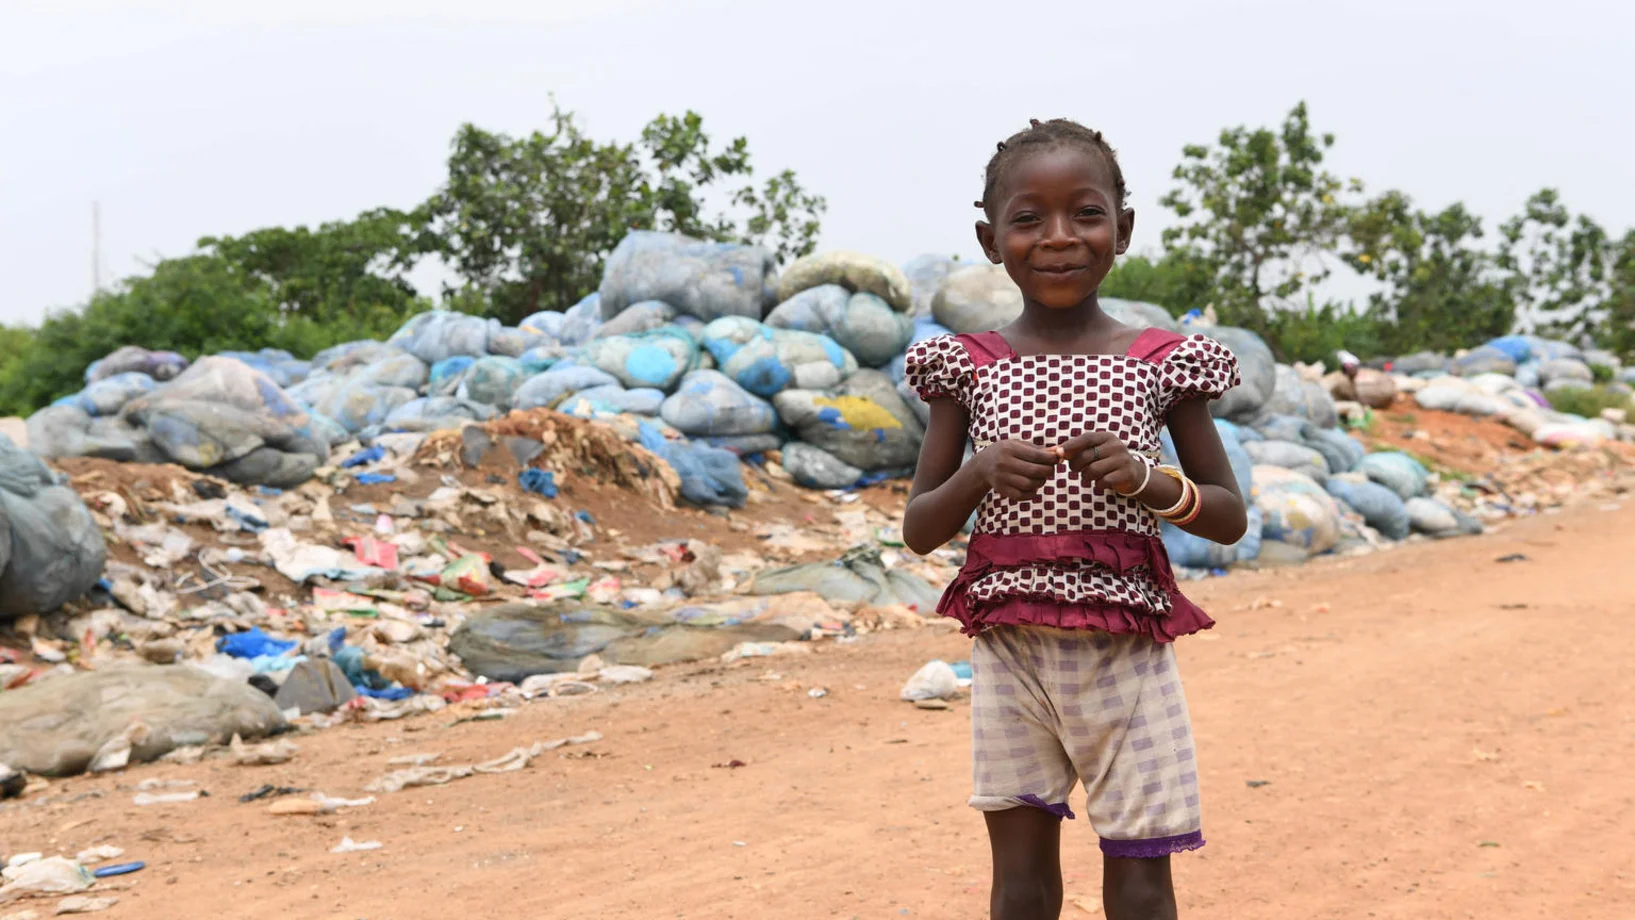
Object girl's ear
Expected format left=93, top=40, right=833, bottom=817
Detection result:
left=975, top=221, right=1001, bottom=263
left=1115, top=207, right=1136, bottom=256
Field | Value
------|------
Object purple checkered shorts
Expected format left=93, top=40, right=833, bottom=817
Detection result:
left=969, top=624, right=1205, bottom=858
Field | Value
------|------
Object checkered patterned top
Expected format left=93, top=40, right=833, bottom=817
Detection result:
left=904, top=330, right=1239, bottom=634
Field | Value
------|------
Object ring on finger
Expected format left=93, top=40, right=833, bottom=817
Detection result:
left=1091, top=446, right=1102, bottom=461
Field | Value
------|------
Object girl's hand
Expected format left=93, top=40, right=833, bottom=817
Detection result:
left=1059, top=431, right=1146, bottom=496
left=973, top=440, right=1060, bottom=501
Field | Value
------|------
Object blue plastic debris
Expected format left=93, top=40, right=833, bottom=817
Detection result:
left=226, top=506, right=269, bottom=533
left=518, top=468, right=558, bottom=498
left=354, top=472, right=397, bottom=485
left=575, top=510, right=596, bottom=525
left=217, top=628, right=297, bottom=660
left=341, top=445, right=386, bottom=468
left=93, top=862, right=146, bottom=879
left=354, top=685, right=414, bottom=701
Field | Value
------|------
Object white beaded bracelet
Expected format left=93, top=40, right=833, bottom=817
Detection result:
left=1118, top=459, right=1153, bottom=498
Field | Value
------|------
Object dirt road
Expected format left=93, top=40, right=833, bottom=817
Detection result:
left=4, top=502, right=1634, bottom=919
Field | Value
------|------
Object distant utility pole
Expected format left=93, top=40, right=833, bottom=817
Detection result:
left=91, top=201, right=103, bottom=295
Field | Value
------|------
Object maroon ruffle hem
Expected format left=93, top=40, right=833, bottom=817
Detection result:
left=938, top=530, right=1215, bottom=643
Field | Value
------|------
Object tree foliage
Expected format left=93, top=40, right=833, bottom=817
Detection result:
left=1344, top=192, right=1513, bottom=355
left=1158, top=101, right=1359, bottom=330
left=0, top=103, right=823, bottom=414
left=1496, top=189, right=1612, bottom=342
left=423, top=105, right=825, bottom=323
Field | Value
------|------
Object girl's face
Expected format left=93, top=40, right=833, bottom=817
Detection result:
left=976, top=146, right=1134, bottom=310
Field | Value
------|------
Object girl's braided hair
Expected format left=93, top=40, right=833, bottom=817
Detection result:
left=976, top=118, right=1127, bottom=216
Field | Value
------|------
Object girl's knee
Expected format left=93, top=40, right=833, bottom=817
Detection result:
left=992, top=876, right=1062, bottom=920
left=1103, top=858, right=1177, bottom=920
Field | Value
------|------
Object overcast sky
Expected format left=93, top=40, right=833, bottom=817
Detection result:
left=3, top=0, right=1632, bottom=327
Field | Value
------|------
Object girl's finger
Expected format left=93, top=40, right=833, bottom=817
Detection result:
left=1058, top=430, right=1118, bottom=458
left=1083, top=455, right=1134, bottom=481
left=1005, top=443, right=1063, bottom=467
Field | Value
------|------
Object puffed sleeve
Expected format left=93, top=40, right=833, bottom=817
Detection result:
left=1157, top=333, right=1241, bottom=414
left=903, top=334, right=976, bottom=409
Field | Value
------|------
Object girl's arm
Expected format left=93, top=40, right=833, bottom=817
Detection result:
left=903, top=398, right=1057, bottom=555
left=1062, top=398, right=1248, bottom=545
left=1161, top=397, right=1249, bottom=544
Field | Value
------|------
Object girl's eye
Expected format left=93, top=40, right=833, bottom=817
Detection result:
left=1078, top=208, right=1105, bottom=219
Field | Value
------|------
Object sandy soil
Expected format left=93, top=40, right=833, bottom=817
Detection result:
left=4, top=501, right=1635, bottom=919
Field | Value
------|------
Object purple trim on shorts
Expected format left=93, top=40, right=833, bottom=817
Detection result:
left=1099, top=831, right=1205, bottom=859
left=1015, top=795, right=1076, bottom=820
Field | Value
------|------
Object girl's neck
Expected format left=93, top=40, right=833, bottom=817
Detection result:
left=1008, top=293, right=1117, bottom=350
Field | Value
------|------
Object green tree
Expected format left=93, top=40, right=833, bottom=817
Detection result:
left=1158, top=102, right=1360, bottom=332
left=1099, top=250, right=1218, bottom=316
left=1600, top=230, right=1635, bottom=358
left=198, top=207, right=428, bottom=324
left=423, top=105, right=826, bottom=324
left=1344, top=191, right=1513, bottom=354
left=1497, top=189, right=1611, bottom=342
left=0, top=254, right=416, bottom=414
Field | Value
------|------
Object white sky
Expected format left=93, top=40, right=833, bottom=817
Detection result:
left=3, top=0, right=1632, bottom=326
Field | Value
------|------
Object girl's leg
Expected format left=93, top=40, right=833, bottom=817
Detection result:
left=985, top=808, right=1064, bottom=920
left=1102, top=855, right=1176, bottom=920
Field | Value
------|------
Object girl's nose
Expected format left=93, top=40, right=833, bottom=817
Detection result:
left=1042, top=212, right=1075, bottom=247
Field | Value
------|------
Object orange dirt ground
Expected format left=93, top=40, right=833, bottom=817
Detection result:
left=3, top=497, right=1633, bottom=918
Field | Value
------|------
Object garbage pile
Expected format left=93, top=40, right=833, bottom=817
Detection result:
left=18, top=230, right=1635, bottom=583
left=0, top=408, right=952, bottom=778
left=1369, top=334, right=1635, bottom=448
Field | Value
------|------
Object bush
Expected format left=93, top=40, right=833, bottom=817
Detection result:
left=1545, top=385, right=1631, bottom=419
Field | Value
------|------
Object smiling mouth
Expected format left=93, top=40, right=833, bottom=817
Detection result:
left=1034, top=265, right=1087, bottom=275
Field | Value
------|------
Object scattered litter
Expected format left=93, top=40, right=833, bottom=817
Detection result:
left=239, top=784, right=304, bottom=803
left=230, top=733, right=299, bottom=766
left=713, top=759, right=747, bottom=769
left=807, top=687, right=829, bottom=699
left=900, top=660, right=959, bottom=702
left=329, top=837, right=383, bottom=854
left=913, top=698, right=949, bottom=711
left=89, top=862, right=143, bottom=880
left=1495, top=553, right=1529, bottom=563
left=132, top=790, right=202, bottom=806
left=366, top=732, right=603, bottom=793
left=0, top=857, right=93, bottom=895
left=1246, top=780, right=1272, bottom=789
left=72, top=848, right=122, bottom=867
left=518, top=469, right=558, bottom=497
left=53, top=896, right=119, bottom=915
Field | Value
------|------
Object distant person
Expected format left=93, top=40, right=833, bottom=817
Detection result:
left=1336, top=349, right=1361, bottom=381
left=902, top=119, right=1248, bottom=920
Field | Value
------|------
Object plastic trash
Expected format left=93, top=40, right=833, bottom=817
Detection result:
left=594, top=300, right=678, bottom=338
left=0, top=433, right=108, bottom=619
left=637, top=421, right=749, bottom=508
left=1243, top=440, right=1330, bottom=483
left=1325, top=476, right=1411, bottom=540
left=900, top=660, right=959, bottom=702
left=777, top=250, right=912, bottom=311
left=330, top=837, right=383, bottom=854
left=765, top=284, right=914, bottom=367
left=772, top=370, right=924, bottom=471
left=931, top=264, right=1022, bottom=333
left=1358, top=452, right=1430, bottom=499
left=700, top=317, right=859, bottom=398
left=1453, top=346, right=1518, bottom=378
left=0, top=856, right=94, bottom=894
left=218, top=628, right=298, bottom=660
left=659, top=370, right=778, bottom=437
left=518, top=469, right=558, bottom=497
left=1199, top=327, right=1277, bottom=420
left=512, top=366, right=622, bottom=411
left=776, top=442, right=860, bottom=489
left=86, top=345, right=188, bottom=384
left=901, top=254, right=967, bottom=317
left=455, top=356, right=528, bottom=409
left=1406, top=497, right=1484, bottom=537
left=583, top=327, right=700, bottom=392
left=598, top=231, right=777, bottom=323
left=388, top=310, right=497, bottom=364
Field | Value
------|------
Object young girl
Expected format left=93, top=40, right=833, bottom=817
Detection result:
left=902, top=119, right=1248, bottom=920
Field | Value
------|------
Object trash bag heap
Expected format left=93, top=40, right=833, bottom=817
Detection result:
left=22, top=231, right=1635, bottom=578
